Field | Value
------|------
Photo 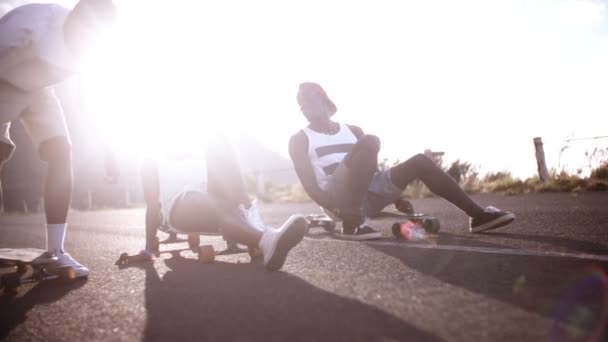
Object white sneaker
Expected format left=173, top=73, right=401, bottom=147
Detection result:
left=259, top=215, right=307, bottom=271
left=52, top=252, right=90, bottom=278
left=239, top=200, right=266, bottom=232
left=33, top=251, right=58, bottom=265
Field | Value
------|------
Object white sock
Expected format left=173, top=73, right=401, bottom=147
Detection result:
left=46, top=223, right=67, bottom=254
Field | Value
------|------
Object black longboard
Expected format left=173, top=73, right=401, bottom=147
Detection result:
left=306, top=211, right=441, bottom=240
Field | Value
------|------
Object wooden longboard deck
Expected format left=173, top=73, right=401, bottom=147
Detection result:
left=0, top=248, right=48, bottom=264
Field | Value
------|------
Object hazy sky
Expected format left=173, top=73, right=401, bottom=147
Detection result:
left=3, top=0, right=608, bottom=178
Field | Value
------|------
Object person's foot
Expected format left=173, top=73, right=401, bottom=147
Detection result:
left=259, top=215, right=307, bottom=271
left=340, top=224, right=382, bottom=240
left=52, top=252, right=90, bottom=278
left=33, top=251, right=58, bottom=265
left=469, top=206, right=515, bottom=233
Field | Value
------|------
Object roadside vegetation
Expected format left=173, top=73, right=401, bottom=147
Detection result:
left=265, top=148, right=608, bottom=202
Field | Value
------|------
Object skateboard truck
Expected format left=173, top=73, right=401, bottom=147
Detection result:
left=305, top=214, right=337, bottom=232
left=1, top=266, right=76, bottom=295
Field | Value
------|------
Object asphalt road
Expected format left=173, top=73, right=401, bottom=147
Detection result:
left=1, top=193, right=607, bottom=342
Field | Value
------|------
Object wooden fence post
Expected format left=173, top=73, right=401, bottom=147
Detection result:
left=534, top=137, right=550, bottom=184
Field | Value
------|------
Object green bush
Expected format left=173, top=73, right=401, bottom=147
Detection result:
left=267, top=183, right=311, bottom=203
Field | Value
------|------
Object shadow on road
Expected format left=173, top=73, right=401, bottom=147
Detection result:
left=482, top=232, right=608, bottom=255
left=127, top=253, right=443, bottom=342
left=0, top=279, right=87, bottom=339
left=369, top=241, right=608, bottom=341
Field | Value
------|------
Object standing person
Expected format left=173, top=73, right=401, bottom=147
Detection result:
left=0, top=0, right=117, bottom=277
left=139, top=134, right=308, bottom=272
left=289, top=82, right=515, bottom=240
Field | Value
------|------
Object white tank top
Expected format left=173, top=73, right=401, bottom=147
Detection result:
left=302, top=123, right=357, bottom=190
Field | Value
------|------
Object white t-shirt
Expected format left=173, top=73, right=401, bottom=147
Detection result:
left=0, top=3, right=77, bottom=91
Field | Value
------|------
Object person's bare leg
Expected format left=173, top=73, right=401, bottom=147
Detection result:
left=39, top=137, right=72, bottom=253
left=205, top=134, right=251, bottom=208
left=0, top=162, right=4, bottom=212
left=390, top=154, right=484, bottom=217
left=38, top=137, right=89, bottom=276
left=336, top=134, right=380, bottom=230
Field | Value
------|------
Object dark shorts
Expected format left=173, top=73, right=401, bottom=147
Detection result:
left=326, top=163, right=403, bottom=218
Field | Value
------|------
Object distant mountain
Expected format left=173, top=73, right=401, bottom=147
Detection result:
left=232, top=135, right=298, bottom=186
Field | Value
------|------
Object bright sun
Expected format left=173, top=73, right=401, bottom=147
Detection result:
left=78, top=0, right=608, bottom=178
left=82, top=1, right=268, bottom=157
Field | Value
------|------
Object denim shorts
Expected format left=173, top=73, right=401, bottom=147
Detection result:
left=326, top=163, right=403, bottom=218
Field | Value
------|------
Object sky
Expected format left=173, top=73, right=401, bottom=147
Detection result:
left=2, top=0, right=608, bottom=178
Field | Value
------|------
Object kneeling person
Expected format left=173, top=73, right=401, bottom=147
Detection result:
left=141, top=137, right=307, bottom=272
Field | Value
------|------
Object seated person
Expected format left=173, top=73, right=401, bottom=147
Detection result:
left=140, top=134, right=307, bottom=271
left=288, top=82, right=515, bottom=240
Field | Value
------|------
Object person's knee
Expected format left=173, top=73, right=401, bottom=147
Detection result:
left=410, top=153, right=436, bottom=170
left=39, top=137, right=72, bottom=164
left=359, top=134, right=381, bottom=154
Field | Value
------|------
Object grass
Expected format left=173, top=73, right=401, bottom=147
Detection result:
left=266, top=162, right=608, bottom=202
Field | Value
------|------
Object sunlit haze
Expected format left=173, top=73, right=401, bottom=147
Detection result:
left=5, top=0, right=608, bottom=178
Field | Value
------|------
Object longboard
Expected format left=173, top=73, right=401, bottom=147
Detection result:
left=115, top=237, right=262, bottom=266
left=306, top=211, right=441, bottom=240
left=0, top=248, right=76, bottom=294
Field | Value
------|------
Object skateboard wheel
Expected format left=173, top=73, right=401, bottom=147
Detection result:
left=248, top=247, right=263, bottom=260
left=322, top=221, right=336, bottom=232
left=198, top=245, right=215, bottom=264
left=188, top=234, right=201, bottom=251
left=2, top=275, right=20, bottom=294
left=57, top=266, right=76, bottom=281
left=16, top=263, right=27, bottom=275
left=422, top=218, right=441, bottom=234
left=5, top=285, right=20, bottom=295
left=395, top=198, right=414, bottom=215
left=391, top=223, right=403, bottom=239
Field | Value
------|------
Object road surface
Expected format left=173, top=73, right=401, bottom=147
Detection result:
left=1, top=193, right=607, bottom=341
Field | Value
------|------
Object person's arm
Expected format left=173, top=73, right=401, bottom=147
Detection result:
left=141, top=159, right=161, bottom=254
left=346, top=124, right=364, bottom=140
left=0, top=135, right=15, bottom=164
left=289, top=131, right=335, bottom=211
left=103, top=146, right=119, bottom=184
left=0, top=139, right=14, bottom=211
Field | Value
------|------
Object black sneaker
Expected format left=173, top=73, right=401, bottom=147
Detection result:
left=469, top=206, right=515, bottom=233
left=340, top=225, right=382, bottom=240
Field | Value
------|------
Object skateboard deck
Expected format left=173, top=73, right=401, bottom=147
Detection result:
left=115, top=237, right=262, bottom=266
left=306, top=211, right=441, bottom=240
left=0, top=248, right=76, bottom=294
left=0, top=248, right=52, bottom=264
